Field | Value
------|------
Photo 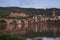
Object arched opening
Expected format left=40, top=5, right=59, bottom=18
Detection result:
left=0, top=20, right=7, bottom=30
left=20, top=20, right=24, bottom=30
left=9, top=20, right=17, bottom=29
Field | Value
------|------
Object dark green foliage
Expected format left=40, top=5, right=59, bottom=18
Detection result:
left=0, top=33, right=26, bottom=40
left=0, top=20, right=6, bottom=30
left=0, top=7, right=60, bottom=18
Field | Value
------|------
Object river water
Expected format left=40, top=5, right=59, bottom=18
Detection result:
left=26, top=37, right=60, bottom=40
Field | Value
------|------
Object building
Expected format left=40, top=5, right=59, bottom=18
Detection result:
left=9, top=12, right=29, bottom=17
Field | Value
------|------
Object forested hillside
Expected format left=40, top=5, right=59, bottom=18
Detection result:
left=0, top=7, right=60, bottom=18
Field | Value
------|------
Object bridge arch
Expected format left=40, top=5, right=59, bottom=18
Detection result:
left=9, top=20, right=17, bottom=30
left=0, top=20, right=7, bottom=31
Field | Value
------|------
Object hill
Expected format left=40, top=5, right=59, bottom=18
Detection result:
left=0, top=7, right=60, bottom=18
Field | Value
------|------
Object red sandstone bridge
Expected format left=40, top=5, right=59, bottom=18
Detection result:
left=0, top=18, right=60, bottom=37
left=0, top=18, right=30, bottom=34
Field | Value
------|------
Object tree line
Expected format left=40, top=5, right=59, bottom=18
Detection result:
left=0, top=7, right=60, bottom=18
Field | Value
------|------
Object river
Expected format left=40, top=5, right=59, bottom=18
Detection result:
left=26, top=37, right=60, bottom=40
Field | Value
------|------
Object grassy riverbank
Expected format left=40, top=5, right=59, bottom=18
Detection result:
left=0, top=33, right=26, bottom=40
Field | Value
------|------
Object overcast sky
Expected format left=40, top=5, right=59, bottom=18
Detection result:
left=0, top=0, right=60, bottom=8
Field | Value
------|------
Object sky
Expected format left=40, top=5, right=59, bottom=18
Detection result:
left=0, top=0, right=60, bottom=8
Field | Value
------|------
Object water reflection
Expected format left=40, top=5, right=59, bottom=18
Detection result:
left=16, top=19, right=60, bottom=37
left=26, top=37, right=60, bottom=40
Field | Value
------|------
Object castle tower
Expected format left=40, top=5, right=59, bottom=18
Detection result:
left=52, top=10, right=56, bottom=18
left=51, top=10, right=58, bottom=20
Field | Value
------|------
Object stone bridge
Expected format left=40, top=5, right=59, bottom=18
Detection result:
left=0, top=19, right=29, bottom=35
left=0, top=18, right=60, bottom=36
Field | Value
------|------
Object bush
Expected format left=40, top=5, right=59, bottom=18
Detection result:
left=0, top=33, right=26, bottom=40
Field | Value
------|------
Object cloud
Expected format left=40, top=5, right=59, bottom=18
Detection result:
left=0, top=0, right=60, bottom=8
left=0, top=0, right=20, bottom=7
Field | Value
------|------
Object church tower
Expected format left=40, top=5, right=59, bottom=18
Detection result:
left=52, top=10, right=56, bottom=18
left=51, top=10, right=58, bottom=20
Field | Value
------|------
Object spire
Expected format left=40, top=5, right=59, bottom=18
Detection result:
left=51, top=10, right=56, bottom=18
left=52, top=10, right=56, bottom=17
